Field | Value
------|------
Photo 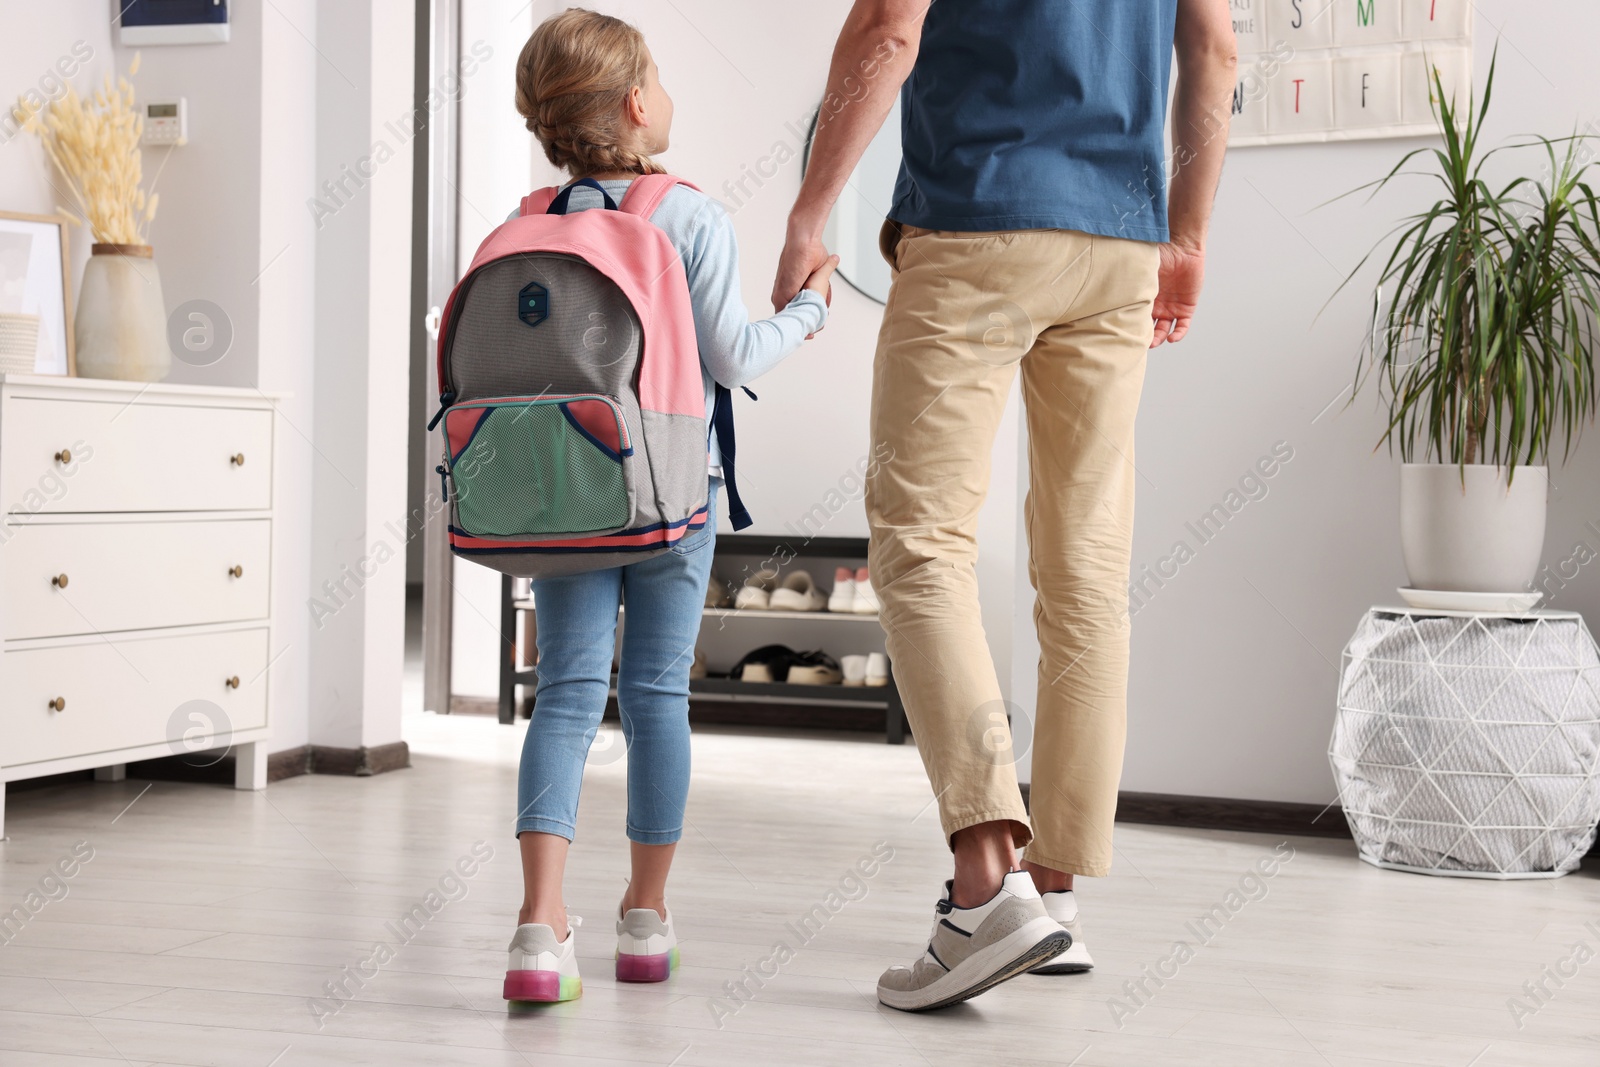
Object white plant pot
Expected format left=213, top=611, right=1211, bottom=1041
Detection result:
left=1399, top=463, right=1548, bottom=593
left=74, top=244, right=170, bottom=382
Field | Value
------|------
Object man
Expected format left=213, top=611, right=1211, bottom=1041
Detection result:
left=773, top=0, right=1238, bottom=1011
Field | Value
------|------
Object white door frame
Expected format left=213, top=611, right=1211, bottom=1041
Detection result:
left=421, top=0, right=459, bottom=715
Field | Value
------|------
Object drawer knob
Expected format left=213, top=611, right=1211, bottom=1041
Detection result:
left=225, top=675, right=241, bottom=689
left=54, top=448, right=72, bottom=465
left=228, top=565, right=244, bottom=579
left=230, top=453, right=246, bottom=467
left=48, top=696, right=65, bottom=712
left=51, top=573, right=68, bottom=589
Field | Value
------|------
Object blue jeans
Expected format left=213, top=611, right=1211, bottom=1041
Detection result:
left=516, top=481, right=718, bottom=845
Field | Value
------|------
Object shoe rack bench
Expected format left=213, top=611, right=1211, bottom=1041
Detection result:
left=497, top=534, right=910, bottom=743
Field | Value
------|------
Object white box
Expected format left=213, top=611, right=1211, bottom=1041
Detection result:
left=1403, top=0, right=1471, bottom=40
left=1229, top=69, right=1273, bottom=141
left=1231, top=0, right=1271, bottom=54
left=1403, top=45, right=1474, bottom=126
left=1264, top=0, right=1336, bottom=52
left=1267, top=57, right=1336, bottom=136
left=1335, top=0, right=1406, bottom=47
left=1334, top=53, right=1404, bottom=128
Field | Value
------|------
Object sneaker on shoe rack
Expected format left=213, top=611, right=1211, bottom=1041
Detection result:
left=851, top=567, right=880, bottom=615
left=1028, top=890, right=1094, bottom=974
left=734, top=571, right=777, bottom=611
left=877, top=871, right=1071, bottom=1013
left=689, top=646, right=708, bottom=680
left=504, top=919, right=583, bottom=1002
left=788, top=649, right=843, bottom=685
left=616, top=907, right=679, bottom=983
left=840, top=654, right=869, bottom=687
left=865, top=652, right=890, bottom=687
left=828, top=567, right=857, bottom=613
left=769, top=570, right=827, bottom=612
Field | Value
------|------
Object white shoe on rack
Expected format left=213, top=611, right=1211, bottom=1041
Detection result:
left=841, top=654, right=869, bottom=687
left=865, top=652, right=889, bottom=687
left=769, top=571, right=826, bottom=612
left=828, top=567, right=857, bottom=613
left=734, top=571, right=777, bottom=611
left=852, top=567, right=880, bottom=615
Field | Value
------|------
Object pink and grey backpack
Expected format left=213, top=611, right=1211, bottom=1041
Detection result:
left=431, top=174, right=743, bottom=578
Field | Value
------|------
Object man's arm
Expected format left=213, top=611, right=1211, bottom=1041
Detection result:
left=1153, top=0, right=1237, bottom=346
left=771, top=0, right=927, bottom=311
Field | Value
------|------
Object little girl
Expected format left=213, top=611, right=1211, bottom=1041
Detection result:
left=502, top=9, right=837, bottom=1003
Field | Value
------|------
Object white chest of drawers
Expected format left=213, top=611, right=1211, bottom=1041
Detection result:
left=0, top=375, right=279, bottom=838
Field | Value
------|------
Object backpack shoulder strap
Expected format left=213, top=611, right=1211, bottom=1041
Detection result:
left=618, top=174, right=701, bottom=220
left=519, top=186, right=562, bottom=216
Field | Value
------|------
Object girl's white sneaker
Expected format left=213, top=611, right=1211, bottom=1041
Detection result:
left=865, top=652, right=890, bottom=687
left=616, top=907, right=679, bottom=982
left=504, top=919, right=582, bottom=1002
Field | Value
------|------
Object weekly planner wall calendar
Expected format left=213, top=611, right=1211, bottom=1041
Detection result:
left=1228, top=0, right=1473, bottom=146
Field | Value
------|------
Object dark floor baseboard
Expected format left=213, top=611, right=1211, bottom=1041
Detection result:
left=1023, top=785, right=1599, bottom=856
left=1021, top=783, right=1356, bottom=839
left=1114, top=789, right=1353, bottom=839
left=127, top=742, right=410, bottom=786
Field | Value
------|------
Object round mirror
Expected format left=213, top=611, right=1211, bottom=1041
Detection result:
left=805, top=97, right=902, bottom=305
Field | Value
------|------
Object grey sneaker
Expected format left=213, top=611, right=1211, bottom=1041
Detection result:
left=1029, top=890, right=1094, bottom=974
left=877, top=871, right=1071, bottom=1012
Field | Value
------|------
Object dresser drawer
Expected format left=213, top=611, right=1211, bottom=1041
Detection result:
left=1, top=398, right=271, bottom=513
left=3, top=519, right=271, bottom=640
left=2, top=627, right=269, bottom=769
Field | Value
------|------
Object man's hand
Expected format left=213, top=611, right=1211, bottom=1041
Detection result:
left=1151, top=241, right=1205, bottom=347
left=772, top=221, right=832, bottom=313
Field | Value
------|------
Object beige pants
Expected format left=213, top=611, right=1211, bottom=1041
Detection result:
left=867, top=222, right=1159, bottom=878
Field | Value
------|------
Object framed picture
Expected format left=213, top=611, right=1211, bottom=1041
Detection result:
left=0, top=211, right=74, bottom=376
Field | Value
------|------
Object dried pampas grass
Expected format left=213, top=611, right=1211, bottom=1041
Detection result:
left=14, top=53, right=157, bottom=246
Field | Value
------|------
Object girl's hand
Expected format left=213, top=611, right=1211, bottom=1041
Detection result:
left=804, top=254, right=840, bottom=301
left=801, top=254, right=839, bottom=338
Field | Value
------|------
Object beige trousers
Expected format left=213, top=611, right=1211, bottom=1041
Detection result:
left=867, top=222, right=1159, bottom=878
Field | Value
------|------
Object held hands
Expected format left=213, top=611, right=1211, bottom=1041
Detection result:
left=774, top=219, right=838, bottom=338
left=1151, top=241, right=1206, bottom=347
left=804, top=254, right=841, bottom=302
left=772, top=225, right=833, bottom=313
left=795, top=254, right=840, bottom=340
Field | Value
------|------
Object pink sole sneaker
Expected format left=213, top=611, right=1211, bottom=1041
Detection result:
left=503, top=969, right=582, bottom=1002
left=616, top=946, right=678, bottom=983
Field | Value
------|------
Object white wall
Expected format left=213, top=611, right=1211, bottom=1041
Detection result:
left=0, top=8, right=114, bottom=308
left=4, top=2, right=414, bottom=756
left=1013, top=1, right=1600, bottom=803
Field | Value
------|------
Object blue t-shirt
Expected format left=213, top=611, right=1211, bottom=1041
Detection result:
left=890, top=0, right=1178, bottom=242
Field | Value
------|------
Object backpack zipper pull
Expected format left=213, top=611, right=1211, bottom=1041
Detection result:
left=427, top=390, right=457, bottom=431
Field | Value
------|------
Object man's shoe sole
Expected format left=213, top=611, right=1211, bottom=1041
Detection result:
left=877, top=917, right=1071, bottom=1013
left=1029, top=959, right=1093, bottom=975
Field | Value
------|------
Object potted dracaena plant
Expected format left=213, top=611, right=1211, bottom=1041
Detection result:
left=1340, top=54, right=1600, bottom=604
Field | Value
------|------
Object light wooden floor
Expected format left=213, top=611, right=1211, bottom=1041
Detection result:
left=2, top=705, right=1598, bottom=1066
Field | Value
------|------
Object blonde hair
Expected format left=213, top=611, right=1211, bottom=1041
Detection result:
left=516, top=8, right=665, bottom=179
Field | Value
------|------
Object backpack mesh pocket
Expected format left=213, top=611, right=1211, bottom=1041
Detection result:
left=445, top=395, right=632, bottom=538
